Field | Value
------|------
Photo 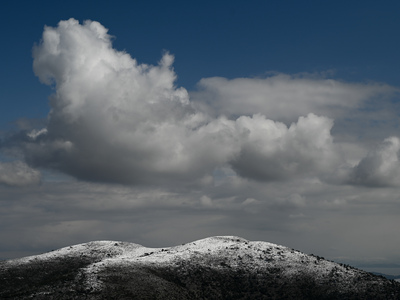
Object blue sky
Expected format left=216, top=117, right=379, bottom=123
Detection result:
left=3, top=0, right=400, bottom=127
left=1, top=0, right=400, bottom=275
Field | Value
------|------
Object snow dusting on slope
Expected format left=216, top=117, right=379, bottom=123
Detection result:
left=2, top=236, right=369, bottom=293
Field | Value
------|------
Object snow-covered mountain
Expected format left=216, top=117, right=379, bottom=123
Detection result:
left=1, top=236, right=399, bottom=299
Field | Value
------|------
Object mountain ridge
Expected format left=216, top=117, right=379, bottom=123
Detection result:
left=1, top=236, right=400, bottom=299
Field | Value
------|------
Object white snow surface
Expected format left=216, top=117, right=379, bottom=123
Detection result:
left=4, top=236, right=361, bottom=291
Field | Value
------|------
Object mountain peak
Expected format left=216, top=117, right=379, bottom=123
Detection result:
left=2, top=236, right=400, bottom=299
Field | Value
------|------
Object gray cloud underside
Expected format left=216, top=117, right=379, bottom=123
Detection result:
left=1, top=179, right=400, bottom=266
left=1, top=18, right=400, bottom=188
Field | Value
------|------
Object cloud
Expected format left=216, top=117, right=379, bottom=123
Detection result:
left=1, top=167, right=400, bottom=263
left=1, top=18, right=397, bottom=187
left=1, top=18, right=341, bottom=186
left=232, top=113, right=339, bottom=181
left=191, top=75, right=395, bottom=123
left=200, top=195, right=213, bottom=207
left=0, top=160, right=41, bottom=187
left=27, top=18, right=238, bottom=184
left=349, top=137, right=400, bottom=187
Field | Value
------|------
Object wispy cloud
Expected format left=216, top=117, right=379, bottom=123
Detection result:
left=191, top=74, right=396, bottom=123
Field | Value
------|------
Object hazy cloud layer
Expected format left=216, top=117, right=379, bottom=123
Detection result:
left=1, top=179, right=400, bottom=267
left=192, top=75, right=396, bottom=123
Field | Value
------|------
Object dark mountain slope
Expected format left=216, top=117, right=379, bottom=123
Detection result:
left=1, top=236, right=399, bottom=299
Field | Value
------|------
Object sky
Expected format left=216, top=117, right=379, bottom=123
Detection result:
left=1, top=0, right=400, bottom=275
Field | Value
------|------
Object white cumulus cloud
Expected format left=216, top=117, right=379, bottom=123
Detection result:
left=3, top=18, right=394, bottom=187
left=29, top=19, right=236, bottom=184
left=232, top=113, right=339, bottom=181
